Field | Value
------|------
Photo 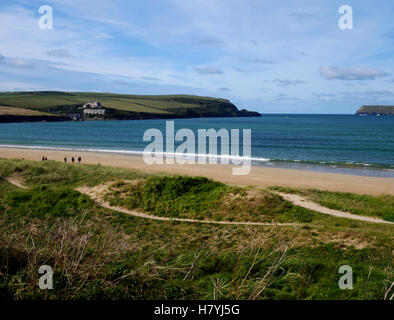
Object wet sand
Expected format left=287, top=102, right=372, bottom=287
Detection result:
left=1, top=146, right=393, bottom=195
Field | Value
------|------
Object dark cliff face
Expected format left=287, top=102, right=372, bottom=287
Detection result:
left=238, top=109, right=262, bottom=117
left=356, top=105, right=394, bottom=115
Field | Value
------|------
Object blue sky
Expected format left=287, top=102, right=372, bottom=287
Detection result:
left=0, top=0, right=393, bottom=113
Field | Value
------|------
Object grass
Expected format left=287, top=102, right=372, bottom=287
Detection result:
left=104, top=176, right=317, bottom=223
left=5, top=186, right=93, bottom=219
left=0, top=158, right=148, bottom=188
left=0, top=158, right=393, bottom=300
left=0, top=106, right=55, bottom=116
left=269, top=186, right=394, bottom=222
left=0, top=91, right=245, bottom=120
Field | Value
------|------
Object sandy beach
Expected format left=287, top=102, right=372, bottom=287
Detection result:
left=1, top=146, right=393, bottom=195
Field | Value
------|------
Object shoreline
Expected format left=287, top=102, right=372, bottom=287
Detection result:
left=256, top=161, right=394, bottom=178
left=0, top=143, right=393, bottom=178
left=1, top=146, right=394, bottom=195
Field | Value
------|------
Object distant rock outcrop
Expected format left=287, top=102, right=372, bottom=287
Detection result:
left=355, top=105, right=394, bottom=115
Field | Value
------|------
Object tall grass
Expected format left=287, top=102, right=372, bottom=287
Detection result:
left=0, top=159, right=392, bottom=300
left=0, top=158, right=147, bottom=187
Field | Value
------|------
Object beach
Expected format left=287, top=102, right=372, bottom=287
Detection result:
left=1, top=146, right=393, bottom=195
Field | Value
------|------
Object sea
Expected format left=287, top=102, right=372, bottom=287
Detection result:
left=0, top=114, right=393, bottom=178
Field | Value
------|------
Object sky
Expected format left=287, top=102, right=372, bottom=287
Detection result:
left=0, top=0, right=393, bottom=113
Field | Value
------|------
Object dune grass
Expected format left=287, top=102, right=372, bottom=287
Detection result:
left=0, top=158, right=148, bottom=188
left=104, top=176, right=316, bottom=223
left=269, top=186, right=394, bottom=222
left=0, top=159, right=393, bottom=300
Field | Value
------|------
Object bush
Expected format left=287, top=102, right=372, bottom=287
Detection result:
left=109, top=175, right=229, bottom=218
left=6, top=186, right=93, bottom=218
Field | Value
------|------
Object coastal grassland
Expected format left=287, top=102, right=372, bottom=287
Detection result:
left=269, top=186, right=394, bottom=222
left=0, top=92, right=228, bottom=110
left=0, top=106, right=55, bottom=116
left=0, top=91, right=248, bottom=120
left=0, top=158, right=393, bottom=300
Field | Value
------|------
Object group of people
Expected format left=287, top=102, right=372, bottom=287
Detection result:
left=64, top=156, right=82, bottom=164
left=41, top=156, right=82, bottom=164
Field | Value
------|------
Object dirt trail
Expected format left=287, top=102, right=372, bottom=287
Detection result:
left=1, top=176, right=28, bottom=189
left=3, top=175, right=391, bottom=226
left=273, top=191, right=393, bottom=225
left=76, top=184, right=296, bottom=227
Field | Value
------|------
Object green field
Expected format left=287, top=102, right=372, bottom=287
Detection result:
left=0, top=158, right=393, bottom=300
left=0, top=91, right=259, bottom=121
left=0, top=106, right=55, bottom=116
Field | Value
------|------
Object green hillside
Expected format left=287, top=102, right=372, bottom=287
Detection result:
left=0, top=91, right=260, bottom=122
left=0, top=105, right=65, bottom=123
left=356, top=105, right=394, bottom=115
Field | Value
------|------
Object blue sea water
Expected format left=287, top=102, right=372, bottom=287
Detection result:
left=0, top=115, right=393, bottom=177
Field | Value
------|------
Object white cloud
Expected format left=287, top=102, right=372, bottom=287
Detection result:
left=1, top=1, right=394, bottom=113
left=7, top=57, right=33, bottom=68
left=313, top=93, right=336, bottom=98
left=244, top=58, right=275, bottom=64
left=46, top=49, right=73, bottom=58
left=272, top=93, right=301, bottom=102
left=272, top=79, right=306, bottom=87
left=319, top=66, right=390, bottom=80
left=217, top=87, right=231, bottom=91
left=194, top=66, right=223, bottom=75
left=140, top=76, right=161, bottom=81
left=114, top=79, right=130, bottom=85
left=290, top=11, right=319, bottom=22
left=193, top=37, right=222, bottom=46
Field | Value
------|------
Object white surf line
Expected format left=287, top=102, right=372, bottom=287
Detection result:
left=273, top=191, right=393, bottom=225
left=77, top=187, right=295, bottom=227
left=0, top=144, right=270, bottom=163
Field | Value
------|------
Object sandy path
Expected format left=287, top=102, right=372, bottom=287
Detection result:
left=1, top=146, right=394, bottom=195
left=76, top=184, right=296, bottom=227
left=273, top=191, right=393, bottom=225
left=2, top=176, right=28, bottom=189
left=2, top=175, right=294, bottom=226
left=2, top=174, right=391, bottom=226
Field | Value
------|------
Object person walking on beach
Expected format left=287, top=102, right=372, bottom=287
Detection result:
left=44, top=156, right=47, bottom=161
left=78, top=156, right=81, bottom=164
left=72, top=157, right=75, bottom=164
left=42, top=156, right=45, bottom=161
left=64, top=157, right=67, bottom=163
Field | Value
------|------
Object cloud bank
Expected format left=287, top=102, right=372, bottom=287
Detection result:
left=319, top=66, right=390, bottom=81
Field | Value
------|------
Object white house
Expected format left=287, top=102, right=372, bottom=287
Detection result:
left=83, top=101, right=102, bottom=108
left=83, top=108, right=105, bottom=115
